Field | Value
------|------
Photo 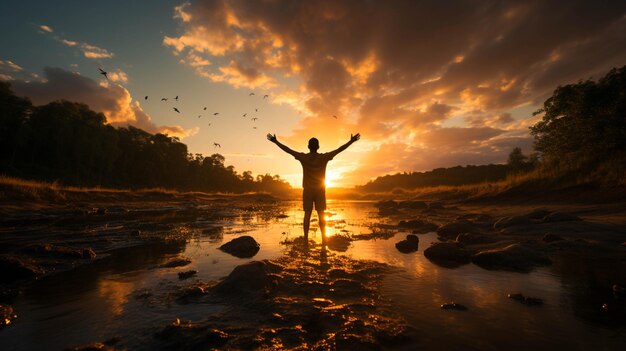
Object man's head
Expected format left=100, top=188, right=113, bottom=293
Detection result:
left=308, top=137, right=319, bottom=152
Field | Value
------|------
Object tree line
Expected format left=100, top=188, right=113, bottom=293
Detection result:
left=357, top=164, right=511, bottom=192
left=0, top=81, right=292, bottom=194
left=360, top=65, right=626, bottom=192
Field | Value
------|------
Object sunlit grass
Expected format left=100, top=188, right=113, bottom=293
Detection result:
left=0, top=174, right=275, bottom=202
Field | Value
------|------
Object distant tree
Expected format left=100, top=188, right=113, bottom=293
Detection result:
left=507, top=147, right=536, bottom=173
left=530, top=66, right=626, bottom=169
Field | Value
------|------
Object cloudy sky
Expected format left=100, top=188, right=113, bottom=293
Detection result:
left=1, top=1, right=625, bottom=187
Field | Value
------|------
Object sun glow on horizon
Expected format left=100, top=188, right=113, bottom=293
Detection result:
left=325, top=169, right=341, bottom=188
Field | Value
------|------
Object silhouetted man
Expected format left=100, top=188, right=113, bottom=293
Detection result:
left=267, top=133, right=360, bottom=244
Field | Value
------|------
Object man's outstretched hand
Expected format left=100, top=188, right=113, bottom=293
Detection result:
left=267, top=133, right=277, bottom=143
left=350, top=133, right=361, bottom=143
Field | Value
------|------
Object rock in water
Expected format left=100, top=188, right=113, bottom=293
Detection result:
left=423, top=242, right=470, bottom=268
left=472, top=244, right=551, bottom=272
left=437, top=220, right=477, bottom=239
left=507, top=293, right=526, bottom=302
left=214, top=260, right=278, bottom=296
left=395, top=234, right=419, bottom=253
left=493, top=215, right=532, bottom=229
left=219, top=236, right=260, bottom=258
left=159, top=257, right=192, bottom=268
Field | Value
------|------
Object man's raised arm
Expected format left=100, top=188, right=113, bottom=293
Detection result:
left=267, top=133, right=299, bottom=158
left=328, top=133, right=361, bottom=158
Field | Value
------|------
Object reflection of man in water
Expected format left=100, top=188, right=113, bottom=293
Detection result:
left=267, top=133, right=360, bottom=244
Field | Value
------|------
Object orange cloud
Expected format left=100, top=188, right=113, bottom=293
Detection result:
left=164, top=0, right=626, bottom=184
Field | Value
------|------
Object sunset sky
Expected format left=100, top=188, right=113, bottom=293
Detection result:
left=1, top=1, right=625, bottom=188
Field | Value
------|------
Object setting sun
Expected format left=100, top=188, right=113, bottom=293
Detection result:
left=325, top=169, right=341, bottom=188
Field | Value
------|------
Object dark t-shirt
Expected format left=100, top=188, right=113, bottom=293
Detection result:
left=294, top=152, right=334, bottom=190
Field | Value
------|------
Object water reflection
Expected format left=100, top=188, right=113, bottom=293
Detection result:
left=0, top=200, right=624, bottom=350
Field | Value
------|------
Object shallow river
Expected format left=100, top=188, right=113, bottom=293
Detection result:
left=1, top=200, right=624, bottom=350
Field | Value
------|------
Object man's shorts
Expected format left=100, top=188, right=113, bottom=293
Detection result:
left=303, top=188, right=326, bottom=212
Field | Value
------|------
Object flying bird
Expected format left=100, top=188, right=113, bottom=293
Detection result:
left=145, top=96, right=148, bottom=100
left=263, top=94, right=269, bottom=99
left=255, top=108, right=258, bottom=112
left=213, top=112, right=219, bottom=116
left=249, top=92, right=255, bottom=96
left=173, top=107, right=180, bottom=113
left=253, top=127, right=257, bottom=129
left=203, top=107, right=207, bottom=110
left=161, top=98, right=168, bottom=101
left=98, top=68, right=108, bottom=80
left=198, top=115, right=201, bottom=118
left=175, top=96, right=179, bottom=101
left=243, top=113, right=247, bottom=117
left=213, top=142, right=221, bottom=148
left=332, top=115, right=337, bottom=119
left=252, top=117, right=258, bottom=121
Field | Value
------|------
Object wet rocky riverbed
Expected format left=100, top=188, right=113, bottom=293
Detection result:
left=1, top=197, right=625, bottom=350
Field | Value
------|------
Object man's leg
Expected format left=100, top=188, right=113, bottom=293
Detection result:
left=303, top=209, right=312, bottom=240
left=303, top=189, right=313, bottom=241
left=317, top=210, right=326, bottom=244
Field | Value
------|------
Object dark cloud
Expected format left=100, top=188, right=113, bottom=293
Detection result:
left=9, top=67, right=197, bottom=138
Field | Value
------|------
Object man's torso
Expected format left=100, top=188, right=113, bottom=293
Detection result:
left=295, top=152, right=333, bottom=190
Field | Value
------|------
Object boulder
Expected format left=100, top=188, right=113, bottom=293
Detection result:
left=397, top=219, right=438, bottom=233
left=214, top=260, right=278, bottom=296
left=219, top=236, right=260, bottom=258
left=543, top=212, right=581, bottom=223
left=423, top=242, right=470, bottom=268
left=493, top=215, right=532, bottom=229
left=327, top=235, right=352, bottom=252
left=395, top=235, right=419, bottom=253
left=455, top=232, right=494, bottom=245
left=437, top=220, right=477, bottom=239
left=471, top=244, right=551, bottom=272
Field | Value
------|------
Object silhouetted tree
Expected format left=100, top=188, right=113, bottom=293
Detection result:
left=530, top=66, right=626, bottom=169
left=507, top=147, right=535, bottom=173
left=0, top=82, right=293, bottom=195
